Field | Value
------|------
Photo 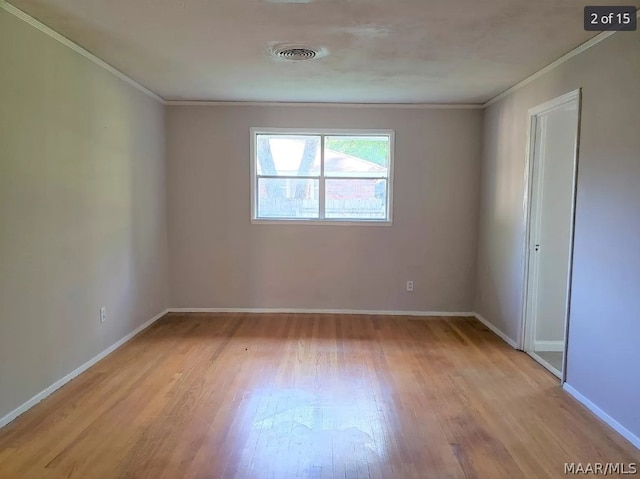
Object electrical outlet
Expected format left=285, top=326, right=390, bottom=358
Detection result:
left=406, top=281, right=414, bottom=292
left=100, top=307, right=107, bottom=323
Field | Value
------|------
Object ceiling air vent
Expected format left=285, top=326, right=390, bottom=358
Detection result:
left=271, top=44, right=325, bottom=61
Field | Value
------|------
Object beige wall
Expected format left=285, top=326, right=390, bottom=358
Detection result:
left=476, top=29, right=640, bottom=438
left=0, top=10, right=169, bottom=421
left=166, top=106, right=482, bottom=312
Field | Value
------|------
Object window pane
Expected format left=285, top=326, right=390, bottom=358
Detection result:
left=325, top=179, right=387, bottom=219
left=257, top=178, right=319, bottom=218
left=256, top=135, right=320, bottom=176
left=324, top=136, right=389, bottom=178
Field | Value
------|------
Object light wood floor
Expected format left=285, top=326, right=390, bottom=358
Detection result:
left=0, top=314, right=637, bottom=478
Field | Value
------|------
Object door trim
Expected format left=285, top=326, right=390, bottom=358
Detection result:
left=519, top=89, right=582, bottom=384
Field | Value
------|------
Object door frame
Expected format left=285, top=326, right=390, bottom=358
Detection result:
left=519, top=89, right=582, bottom=383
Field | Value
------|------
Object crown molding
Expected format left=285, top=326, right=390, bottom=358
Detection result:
left=4, top=0, right=636, bottom=110
left=164, top=100, right=484, bottom=109
left=1, top=0, right=165, bottom=104
left=484, top=9, right=640, bottom=108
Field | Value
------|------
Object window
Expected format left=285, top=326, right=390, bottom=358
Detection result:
left=251, top=128, right=394, bottom=224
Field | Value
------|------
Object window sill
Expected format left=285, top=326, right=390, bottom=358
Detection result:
left=251, top=218, right=393, bottom=226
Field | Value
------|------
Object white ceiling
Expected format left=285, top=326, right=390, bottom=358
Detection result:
left=7, top=0, right=635, bottom=103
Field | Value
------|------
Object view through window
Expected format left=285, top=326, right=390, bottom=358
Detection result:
left=252, top=129, right=393, bottom=223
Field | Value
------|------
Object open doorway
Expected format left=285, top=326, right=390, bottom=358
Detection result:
left=521, top=90, right=581, bottom=381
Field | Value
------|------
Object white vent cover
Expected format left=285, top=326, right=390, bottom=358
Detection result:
left=271, top=44, right=326, bottom=61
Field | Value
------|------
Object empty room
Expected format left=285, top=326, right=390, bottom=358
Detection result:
left=1, top=0, right=639, bottom=477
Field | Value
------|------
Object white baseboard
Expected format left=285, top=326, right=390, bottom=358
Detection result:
left=563, top=383, right=640, bottom=450
left=473, top=313, right=519, bottom=349
left=0, top=308, right=169, bottom=430
left=168, top=308, right=476, bottom=318
left=534, top=340, right=564, bottom=352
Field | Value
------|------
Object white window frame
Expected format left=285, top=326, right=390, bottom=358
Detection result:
left=250, top=127, right=395, bottom=226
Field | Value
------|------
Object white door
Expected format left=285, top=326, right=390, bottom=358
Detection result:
left=523, top=91, right=580, bottom=379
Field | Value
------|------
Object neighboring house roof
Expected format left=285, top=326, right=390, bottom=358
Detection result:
left=323, top=149, right=386, bottom=175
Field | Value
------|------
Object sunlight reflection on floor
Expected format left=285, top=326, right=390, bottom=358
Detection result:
left=237, top=386, right=388, bottom=476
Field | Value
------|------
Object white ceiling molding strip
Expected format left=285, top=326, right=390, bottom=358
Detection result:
left=164, top=101, right=485, bottom=109
left=1, top=0, right=165, bottom=104
left=484, top=10, right=640, bottom=108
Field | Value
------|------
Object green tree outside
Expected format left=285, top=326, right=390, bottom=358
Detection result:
left=325, top=138, right=389, bottom=167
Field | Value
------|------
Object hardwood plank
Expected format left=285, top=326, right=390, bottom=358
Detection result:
left=0, top=313, right=637, bottom=478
